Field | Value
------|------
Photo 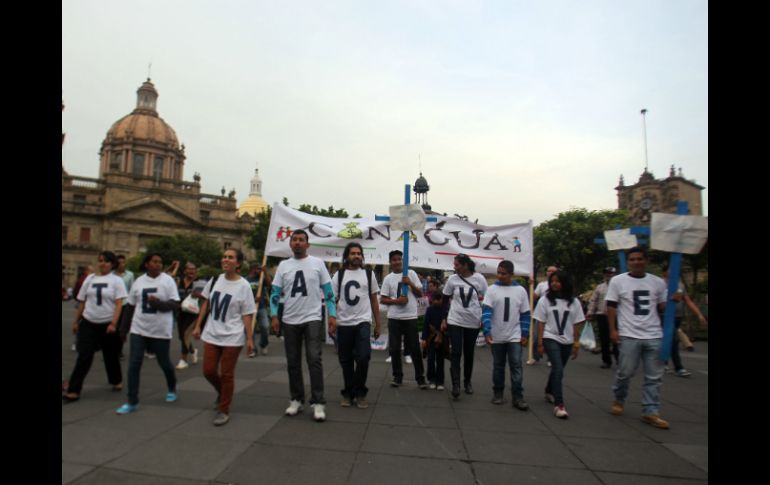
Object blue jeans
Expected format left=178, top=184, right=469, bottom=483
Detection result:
left=612, top=337, right=664, bottom=416
left=337, top=322, right=372, bottom=399
left=490, top=342, right=524, bottom=400
left=127, top=334, right=176, bottom=405
left=251, top=308, right=270, bottom=349
left=543, top=339, right=573, bottom=406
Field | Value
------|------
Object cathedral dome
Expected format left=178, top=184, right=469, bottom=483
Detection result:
left=103, top=79, right=179, bottom=148
left=105, top=112, right=179, bottom=148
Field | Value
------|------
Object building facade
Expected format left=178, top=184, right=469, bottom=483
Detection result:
left=616, top=166, right=705, bottom=225
left=62, top=79, right=255, bottom=288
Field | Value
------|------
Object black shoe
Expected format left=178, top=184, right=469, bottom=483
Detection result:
left=464, top=382, right=474, bottom=395
left=600, top=363, right=612, bottom=369
left=417, top=380, right=428, bottom=390
left=491, top=393, right=504, bottom=405
left=512, top=399, right=529, bottom=411
left=451, top=384, right=460, bottom=399
left=390, top=378, right=402, bottom=388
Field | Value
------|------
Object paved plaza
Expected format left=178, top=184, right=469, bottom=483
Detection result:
left=62, top=302, right=707, bottom=484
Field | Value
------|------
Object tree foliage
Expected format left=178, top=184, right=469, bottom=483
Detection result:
left=126, top=234, right=222, bottom=277
left=534, top=208, right=631, bottom=293
left=247, top=199, right=359, bottom=266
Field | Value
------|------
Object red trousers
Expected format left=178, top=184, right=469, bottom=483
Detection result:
left=202, top=342, right=242, bottom=414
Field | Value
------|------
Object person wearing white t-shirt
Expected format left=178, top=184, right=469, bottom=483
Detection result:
left=534, top=270, right=586, bottom=419
left=115, top=253, right=180, bottom=415
left=482, top=260, right=531, bottom=410
left=606, top=247, right=669, bottom=429
left=270, top=230, right=337, bottom=422
left=64, top=251, right=128, bottom=402
left=440, top=254, right=488, bottom=399
left=380, top=250, right=427, bottom=389
left=331, top=243, right=382, bottom=409
left=191, top=249, right=256, bottom=426
left=528, top=265, right=557, bottom=365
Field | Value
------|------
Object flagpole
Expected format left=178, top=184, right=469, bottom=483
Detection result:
left=253, top=253, right=268, bottom=332
left=528, top=276, right=535, bottom=361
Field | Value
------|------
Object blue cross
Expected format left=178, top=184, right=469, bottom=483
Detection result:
left=594, top=225, right=650, bottom=273
left=376, top=184, right=438, bottom=296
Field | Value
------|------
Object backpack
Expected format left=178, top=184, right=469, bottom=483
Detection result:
left=336, top=266, right=373, bottom=305
left=200, top=273, right=220, bottom=329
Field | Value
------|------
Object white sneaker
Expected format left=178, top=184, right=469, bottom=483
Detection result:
left=191, top=348, right=198, bottom=364
left=547, top=361, right=552, bottom=367
left=436, top=385, right=445, bottom=391
left=554, top=405, right=569, bottom=419
left=145, top=352, right=156, bottom=359
left=312, top=404, right=326, bottom=422
left=71, top=344, right=77, bottom=352
left=285, top=400, right=304, bottom=416
left=385, top=356, right=392, bottom=363
left=405, top=355, right=413, bottom=364
left=175, top=359, right=189, bottom=370
left=262, top=346, right=268, bottom=355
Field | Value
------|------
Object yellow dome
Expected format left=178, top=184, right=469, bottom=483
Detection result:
left=238, top=195, right=269, bottom=216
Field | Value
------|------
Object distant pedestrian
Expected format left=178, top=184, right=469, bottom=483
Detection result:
left=586, top=267, right=618, bottom=369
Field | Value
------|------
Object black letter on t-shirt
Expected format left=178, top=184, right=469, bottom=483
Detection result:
left=632, top=290, right=651, bottom=316
left=92, top=283, right=108, bottom=305
left=210, top=291, right=232, bottom=321
left=344, top=280, right=361, bottom=307
left=291, top=271, right=308, bottom=297
left=503, top=297, right=510, bottom=322
left=552, top=309, right=570, bottom=335
left=141, top=288, right=158, bottom=314
left=459, top=287, right=474, bottom=308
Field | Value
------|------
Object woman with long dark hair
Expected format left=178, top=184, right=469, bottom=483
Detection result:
left=534, top=270, right=586, bottom=419
left=440, top=254, right=488, bottom=399
left=193, top=248, right=255, bottom=426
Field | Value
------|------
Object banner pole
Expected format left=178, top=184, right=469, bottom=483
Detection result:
left=528, top=276, right=535, bottom=361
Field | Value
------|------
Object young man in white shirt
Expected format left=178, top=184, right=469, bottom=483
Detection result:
left=270, top=230, right=337, bottom=422
left=331, top=243, right=382, bottom=409
left=606, top=247, right=669, bottom=429
left=380, top=250, right=427, bottom=388
left=482, top=260, right=531, bottom=409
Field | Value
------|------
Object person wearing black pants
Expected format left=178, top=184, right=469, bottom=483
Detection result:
left=381, top=250, right=427, bottom=389
left=441, top=254, right=489, bottom=399
left=64, top=251, right=127, bottom=402
left=587, top=267, right=618, bottom=368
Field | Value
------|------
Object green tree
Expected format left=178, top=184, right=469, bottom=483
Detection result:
left=247, top=200, right=359, bottom=266
left=534, top=208, right=631, bottom=293
left=126, top=234, right=222, bottom=276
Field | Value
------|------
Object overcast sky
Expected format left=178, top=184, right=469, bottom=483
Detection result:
left=62, top=0, right=707, bottom=227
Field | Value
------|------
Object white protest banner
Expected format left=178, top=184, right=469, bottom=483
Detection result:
left=603, top=228, right=638, bottom=250
left=265, top=203, right=534, bottom=276
left=650, top=213, right=708, bottom=254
